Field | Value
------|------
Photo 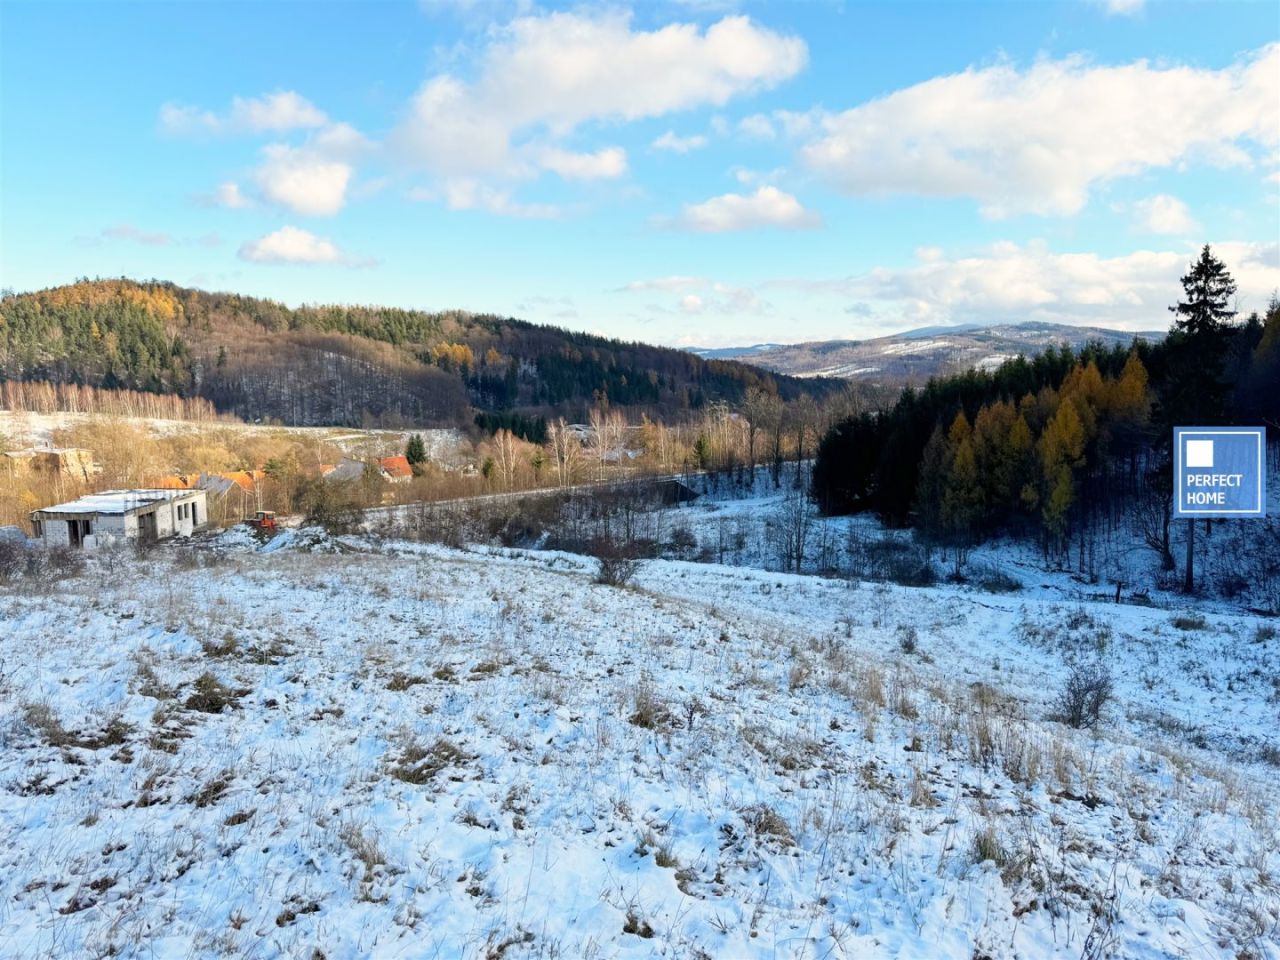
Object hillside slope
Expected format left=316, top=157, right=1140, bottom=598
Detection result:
left=0, top=280, right=841, bottom=427
left=0, top=532, right=1275, bottom=958
left=700, top=322, right=1166, bottom=383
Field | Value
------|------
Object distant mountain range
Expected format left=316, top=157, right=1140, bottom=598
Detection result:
left=690, top=321, right=1166, bottom=382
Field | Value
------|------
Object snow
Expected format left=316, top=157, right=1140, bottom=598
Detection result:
left=0, top=412, right=466, bottom=464
left=1, top=494, right=1277, bottom=958
left=34, top=488, right=196, bottom=515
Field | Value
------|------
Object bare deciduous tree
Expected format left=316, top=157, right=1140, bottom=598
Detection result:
left=546, top=418, right=582, bottom=489
left=588, top=407, right=626, bottom=482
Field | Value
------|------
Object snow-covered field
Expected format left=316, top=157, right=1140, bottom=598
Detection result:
left=2, top=523, right=1278, bottom=959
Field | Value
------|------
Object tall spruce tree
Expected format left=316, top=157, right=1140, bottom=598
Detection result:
left=405, top=433, right=427, bottom=468
left=1165, top=245, right=1237, bottom=592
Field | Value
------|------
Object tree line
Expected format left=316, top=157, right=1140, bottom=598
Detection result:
left=1, top=279, right=843, bottom=428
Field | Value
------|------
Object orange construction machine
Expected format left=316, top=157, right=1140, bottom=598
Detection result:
left=246, top=511, right=278, bottom=533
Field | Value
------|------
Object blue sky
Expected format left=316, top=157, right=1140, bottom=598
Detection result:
left=1, top=0, right=1277, bottom=347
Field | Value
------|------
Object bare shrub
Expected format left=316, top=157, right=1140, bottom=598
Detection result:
left=596, top=553, right=641, bottom=587
left=1055, top=663, right=1114, bottom=729
left=0, top=539, right=25, bottom=584
left=897, top=625, right=918, bottom=655
left=973, top=564, right=1021, bottom=594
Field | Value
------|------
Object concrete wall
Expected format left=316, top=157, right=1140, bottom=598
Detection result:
left=33, top=491, right=207, bottom=550
left=36, top=518, right=71, bottom=548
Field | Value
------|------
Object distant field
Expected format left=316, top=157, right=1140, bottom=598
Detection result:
left=0, top=410, right=466, bottom=462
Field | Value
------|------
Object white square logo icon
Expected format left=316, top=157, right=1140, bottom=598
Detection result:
left=1185, top=439, right=1214, bottom=468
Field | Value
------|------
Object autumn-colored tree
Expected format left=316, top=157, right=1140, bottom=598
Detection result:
left=972, top=399, right=1017, bottom=529
left=940, top=412, right=983, bottom=571
left=1007, top=412, right=1039, bottom=522
left=1037, top=399, right=1086, bottom=556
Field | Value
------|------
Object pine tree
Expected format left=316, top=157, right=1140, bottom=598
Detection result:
left=941, top=412, right=982, bottom=573
left=405, top=433, right=427, bottom=467
left=1171, top=245, right=1237, bottom=338
left=915, top=425, right=948, bottom=547
left=1164, top=245, right=1238, bottom=592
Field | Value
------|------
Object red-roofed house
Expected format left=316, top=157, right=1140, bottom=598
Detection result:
left=377, top=456, right=413, bottom=483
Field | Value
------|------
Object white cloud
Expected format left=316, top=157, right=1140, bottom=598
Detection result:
left=672, top=185, right=819, bottom=232
left=238, top=226, right=373, bottom=266
left=737, top=114, right=776, bottom=139
left=775, top=240, right=1279, bottom=329
left=623, top=276, right=706, bottom=291
left=84, top=225, right=221, bottom=248
left=101, top=224, right=175, bottom=247
left=621, top=276, right=770, bottom=316
left=255, top=145, right=353, bottom=216
left=710, top=281, right=768, bottom=313
left=160, top=91, right=328, bottom=135
left=731, top=165, right=786, bottom=186
left=736, top=109, right=817, bottom=140
left=1102, top=0, right=1144, bottom=16
left=802, top=44, right=1279, bottom=217
left=652, top=131, right=709, bottom=153
left=413, top=180, right=560, bottom=219
left=393, top=11, right=805, bottom=188
left=205, top=182, right=252, bottom=209
left=1133, top=194, right=1197, bottom=234
left=537, top=146, right=628, bottom=180
left=250, top=125, right=370, bottom=217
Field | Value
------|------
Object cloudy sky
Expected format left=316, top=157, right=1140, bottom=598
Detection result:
left=1, top=0, right=1277, bottom=347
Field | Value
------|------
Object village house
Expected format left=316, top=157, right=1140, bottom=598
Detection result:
left=30, top=488, right=207, bottom=549
left=322, top=457, right=414, bottom=484
left=197, top=470, right=265, bottom=523
left=377, top=455, right=414, bottom=483
left=323, top=458, right=368, bottom=483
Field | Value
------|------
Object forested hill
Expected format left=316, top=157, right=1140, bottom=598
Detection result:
left=0, top=279, right=843, bottom=427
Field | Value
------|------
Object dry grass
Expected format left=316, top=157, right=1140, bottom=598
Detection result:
left=740, top=804, right=795, bottom=847
left=387, top=735, right=469, bottom=785
left=628, top=683, right=672, bottom=730
left=22, top=703, right=131, bottom=751
left=183, top=672, right=241, bottom=714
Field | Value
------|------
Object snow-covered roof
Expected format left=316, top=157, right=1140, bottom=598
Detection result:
left=33, top=488, right=202, bottom=516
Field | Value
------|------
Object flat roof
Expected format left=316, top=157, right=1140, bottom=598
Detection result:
left=33, top=488, right=201, bottom=516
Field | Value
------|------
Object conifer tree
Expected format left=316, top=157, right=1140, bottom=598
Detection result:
left=405, top=433, right=427, bottom=467
left=1038, top=399, right=1086, bottom=558
left=1164, top=245, right=1237, bottom=592
left=941, top=413, right=982, bottom=572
